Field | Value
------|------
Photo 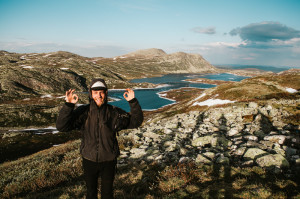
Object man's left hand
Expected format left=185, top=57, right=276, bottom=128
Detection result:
left=123, top=88, right=135, bottom=101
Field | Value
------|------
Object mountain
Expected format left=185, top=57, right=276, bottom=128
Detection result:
left=120, top=48, right=216, bottom=73
left=0, top=49, right=217, bottom=102
left=124, top=48, right=167, bottom=57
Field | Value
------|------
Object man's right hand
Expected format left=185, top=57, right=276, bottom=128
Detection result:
left=66, top=89, right=78, bottom=104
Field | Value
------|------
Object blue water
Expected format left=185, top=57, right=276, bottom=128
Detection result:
left=108, top=73, right=248, bottom=112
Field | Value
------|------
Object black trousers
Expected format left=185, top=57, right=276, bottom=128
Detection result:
left=82, top=158, right=116, bottom=199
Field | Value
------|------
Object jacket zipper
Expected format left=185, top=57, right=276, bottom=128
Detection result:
left=96, top=110, right=100, bottom=162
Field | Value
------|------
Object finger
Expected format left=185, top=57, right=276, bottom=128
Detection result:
left=128, top=89, right=134, bottom=96
left=125, top=89, right=132, bottom=95
left=73, top=94, right=79, bottom=102
left=66, top=89, right=73, bottom=95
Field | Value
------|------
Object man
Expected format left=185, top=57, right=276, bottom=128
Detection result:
left=56, top=78, right=143, bottom=199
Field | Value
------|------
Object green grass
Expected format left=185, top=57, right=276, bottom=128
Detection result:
left=0, top=140, right=299, bottom=199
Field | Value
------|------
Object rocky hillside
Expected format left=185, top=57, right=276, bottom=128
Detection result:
left=116, top=69, right=299, bottom=175
left=189, top=69, right=300, bottom=103
left=0, top=49, right=217, bottom=102
left=118, top=99, right=300, bottom=175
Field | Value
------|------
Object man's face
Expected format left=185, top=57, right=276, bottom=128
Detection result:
left=91, top=90, right=107, bottom=107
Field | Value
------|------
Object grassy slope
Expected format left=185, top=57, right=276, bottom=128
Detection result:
left=0, top=139, right=299, bottom=199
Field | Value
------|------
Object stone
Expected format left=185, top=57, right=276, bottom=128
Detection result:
left=227, top=128, right=240, bottom=136
left=195, top=154, right=212, bottom=164
left=203, top=152, right=216, bottom=160
left=243, top=148, right=268, bottom=160
left=216, top=156, right=230, bottom=165
left=179, top=157, right=190, bottom=163
left=143, top=131, right=161, bottom=140
left=217, top=136, right=232, bottom=147
left=192, top=135, right=214, bottom=147
left=129, top=148, right=147, bottom=159
left=256, top=154, right=290, bottom=168
left=219, top=125, right=227, bottom=131
left=283, top=146, right=297, bottom=157
left=165, top=122, right=178, bottom=129
left=180, top=147, right=188, bottom=155
left=259, top=140, right=274, bottom=148
left=248, top=102, right=258, bottom=109
left=164, top=141, right=178, bottom=152
left=242, top=160, right=254, bottom=167
left=273, top=144, right=285, bottom=156
left=253, top=130, right=265, bottom=138
left=155, top=154, right=163, bottom=161
left=233, top=147, right=247, bottom=156
left=264, top=135, right=287, bottom=145
left=244, top=135, right=258, bottom=141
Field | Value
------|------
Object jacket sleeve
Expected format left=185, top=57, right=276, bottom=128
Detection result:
left=56, top=102, right=87, bottom=132
left=127, top=98, right=143, bottom=129
left=113, top=98, right=143, bottom=132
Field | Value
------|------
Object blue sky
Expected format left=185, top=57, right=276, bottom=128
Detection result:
left=0, top=0, right=300, bottom=67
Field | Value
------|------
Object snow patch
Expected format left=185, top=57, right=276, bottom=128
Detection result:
left=21, top=65, right=34, bottom=69
left=108, top=97, right=122, bottom=102
left=60, top=68, right=69, bottom=70
left=193, top=93, right=206, bottom=101
left=41, top=94, right=52, bottom=98
left=43, top=53, right=52, bottom=57
left=157, top=91, right=176, bottom=102
left=193, top=99, right=235, bottom=107
left=286, top=88, right=297, bottom=93
left=44, top=126, right=56, bottom=130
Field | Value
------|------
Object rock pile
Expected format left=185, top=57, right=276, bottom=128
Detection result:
left=118, top=100, right=300, bottom=174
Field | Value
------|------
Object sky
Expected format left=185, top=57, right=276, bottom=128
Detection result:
left=0, top=0, right=300, bottom=67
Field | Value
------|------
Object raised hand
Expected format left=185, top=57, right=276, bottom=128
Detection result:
left=123, top=88, right=135, bottom=101
left=65, top=89, right=78, bottom=104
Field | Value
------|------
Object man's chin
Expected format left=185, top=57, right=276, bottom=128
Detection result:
left=95, top=100, right=104, bottom=107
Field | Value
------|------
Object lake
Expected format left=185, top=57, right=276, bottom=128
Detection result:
left=108, top=73, right=248, bottom=112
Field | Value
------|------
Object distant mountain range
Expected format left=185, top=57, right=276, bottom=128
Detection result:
left=0, top=49, right=217, bottom=102
left=215, top=64, right=297, bottom=73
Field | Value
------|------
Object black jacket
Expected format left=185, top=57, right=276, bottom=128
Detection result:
left=56, top=80, right=143, bottom=162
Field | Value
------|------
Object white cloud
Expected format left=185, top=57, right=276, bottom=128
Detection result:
left=205, top=41, right=246, bottom=48
left=0, top=41, right=133, bottom=58
left=191, top=27, right=216, bottom=35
